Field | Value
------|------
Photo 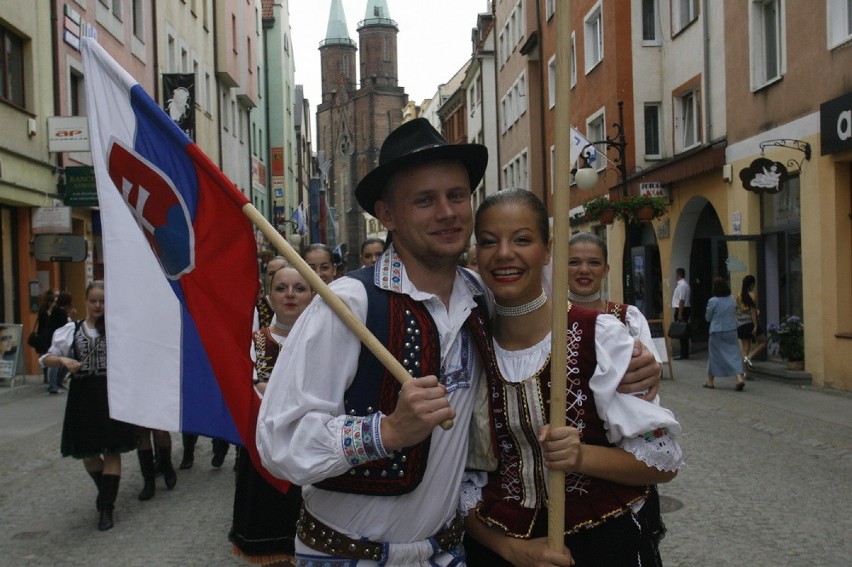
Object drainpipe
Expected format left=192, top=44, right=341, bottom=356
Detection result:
left=263, top=11, right=272, bottom=223
left=212, top=6, right=223, bottom=169
left=533, top=0, right=547, bottom=211
left=702, top=0, right=712, bottom=142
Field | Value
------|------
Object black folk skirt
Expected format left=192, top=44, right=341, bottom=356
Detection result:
left=60, top=374, right=136, bottom=459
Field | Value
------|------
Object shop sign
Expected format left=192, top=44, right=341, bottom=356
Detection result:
left=33, top=234, right=88, bottom=262
left=48, top=116, right=90, bottom=152
left=31, top=207, right=72, bottom=234
left=64, top=166, right=98, bottom=207
left=639, top=182, right=668, bottom=199
left=820, top=91, right=852, bottom=156
left=739, top=157, right=788, bottom=194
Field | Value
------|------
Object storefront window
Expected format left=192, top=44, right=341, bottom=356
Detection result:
left=762, top=175, right=800, bottom=229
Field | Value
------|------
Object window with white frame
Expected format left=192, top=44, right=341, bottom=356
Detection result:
left=550, top=145, right=555, bottom=193
left=642, top=0, right=661, bottom=45
left=827, top=0, right=852, bottom=48
left=571, top=32, right=577, bottom=87
left=644, top=103, right=661, bottom=158
left=674, top=89, right=700, bottom=151
left=546, top=0, right=556, bottom=20
left=548, top=55, right=557, bottom=108
left=750, top=0, right=784, bottom=89
left=132, top=0, right=144, bottom=40
left=500, top=1, right=525, bottom=66
left=673, top=0, right=698, bottom=34
left=0, top=24, right=25, bottom=108
left=587, top=112, right=606, bottom=170
left=502, top=149, right=529, bottom=189
left=584, top=3, right=603, bottom=73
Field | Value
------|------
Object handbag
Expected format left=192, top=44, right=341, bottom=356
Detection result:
left=27, top=329, right=41, bottom=349
left=667, top=320, right=688, bottom=339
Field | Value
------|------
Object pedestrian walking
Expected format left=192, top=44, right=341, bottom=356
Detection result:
left=40, top=280, right=136, bottom=531
left=671, top=268, right=691, bottom=359
left=704, top=277, right=746, bottom=391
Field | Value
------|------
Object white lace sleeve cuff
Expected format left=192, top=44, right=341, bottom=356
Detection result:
left=618, top=428, right=683, bottom=472
left=458, top=471, right=486, bottom=517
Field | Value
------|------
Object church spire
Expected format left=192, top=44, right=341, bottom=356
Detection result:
left=362, top=0, right=396, bottom=28
left=323, top=0, right=355, bottom=47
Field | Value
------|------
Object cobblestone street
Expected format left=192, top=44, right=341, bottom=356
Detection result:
left=1, top=359, right=851, bottom=566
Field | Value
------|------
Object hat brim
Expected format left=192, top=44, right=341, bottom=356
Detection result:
left=355, top=144, right=488, bottom=216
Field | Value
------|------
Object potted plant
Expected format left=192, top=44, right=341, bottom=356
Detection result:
left=768, top=316, right=804, bottom=369
left=615, top=195, right=668, bottom=223
left=582, top=196, right=617, bottom=224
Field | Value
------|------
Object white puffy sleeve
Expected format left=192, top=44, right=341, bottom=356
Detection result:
left=256, top=278, right=373, bottom=485
left=590, top=315, right=683, bottom=472
left=38, top=321, right=76, bottom=367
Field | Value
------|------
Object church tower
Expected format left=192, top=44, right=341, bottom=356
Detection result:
left=316, top=0, right=408, bottom=269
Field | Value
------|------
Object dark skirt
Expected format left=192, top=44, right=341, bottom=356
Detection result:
left=228, top=445, right=302, bottom=561
left=464, top=501, right=662, bottom=567
left=61, top=374, right=136, bottom=458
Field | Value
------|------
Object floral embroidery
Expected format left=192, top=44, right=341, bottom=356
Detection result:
left=341, top=414, right=387, bottom=466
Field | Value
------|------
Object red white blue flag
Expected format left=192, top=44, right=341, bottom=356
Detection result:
left=82, top=38, right=288, bottom=490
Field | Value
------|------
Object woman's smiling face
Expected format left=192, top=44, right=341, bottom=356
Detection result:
left=475, top=202, right=550, bottom=306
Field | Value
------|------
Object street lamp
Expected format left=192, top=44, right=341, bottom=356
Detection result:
left=276, top=220, right=303, bottom=251
left=573, top=100, right=636, bottom=306
left=573, top=100, right=629, bottom=199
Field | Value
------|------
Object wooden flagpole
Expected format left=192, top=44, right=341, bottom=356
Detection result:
left=548, top=0, right=573, bottom=551
left=241, top=203, right=453, bottom=430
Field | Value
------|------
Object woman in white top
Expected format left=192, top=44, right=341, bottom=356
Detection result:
left=40, top=280, right=136, bottom=531
left=463, top=190, right=682, bottom=567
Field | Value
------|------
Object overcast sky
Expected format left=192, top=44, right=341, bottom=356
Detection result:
left=287, top=0, right=490, bottom=109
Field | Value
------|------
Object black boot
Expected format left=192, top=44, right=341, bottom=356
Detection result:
left=158, top=445, right=177, bottom=490
left=179, top=434, right=197, bottom=470
left=97, top=474, right=120, bottom=531
left=136, top=449, right=156, bottom=501
left=87, top=470, right=103, bottom=511
left=211, top=439, right=230, bottom=468
left=153, top=444, right=163, bottom=477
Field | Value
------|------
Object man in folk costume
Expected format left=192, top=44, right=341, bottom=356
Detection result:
left=257, top=119, right=661, bottom=566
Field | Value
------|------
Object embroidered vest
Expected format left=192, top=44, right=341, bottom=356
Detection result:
left=69, top=320, right=107, bottom=378
left=256, top=295, right=274, bottom=329
left=252, top=328, right=281, bottom=383
left=316, top=266, right=493, bottom=496
left=477, top=305, right=648, bottom=536
left=605, top=301, right=628, bottom=324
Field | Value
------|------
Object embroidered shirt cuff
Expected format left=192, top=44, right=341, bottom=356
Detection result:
left=341, top=413, right=389, bottom=466
left=618, top=427, right=684, bottom=472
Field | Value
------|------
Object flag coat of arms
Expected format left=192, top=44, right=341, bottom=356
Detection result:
left=81, top=38, right=286, bottom=489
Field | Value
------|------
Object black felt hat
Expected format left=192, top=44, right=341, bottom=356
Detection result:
left=354, top=118, right=488, bottom=216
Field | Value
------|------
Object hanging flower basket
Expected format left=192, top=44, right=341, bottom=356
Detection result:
left=582, top=196, right=616, bottom=225
left=598, top=208, right=616, bottom=224
left=615, top=196, right=668, bottom=223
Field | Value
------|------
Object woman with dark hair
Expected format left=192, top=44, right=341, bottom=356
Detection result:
left=704, top=277, right=746, bottom=391
left=302, top=243, right=336, bottom=284
left=736, top=275, right=759, bottom=372
left=40, top=281, right=136, bottom=531
left=33, top=289, right=69, bottom=391
left=463, top=189, right=682, bottom=566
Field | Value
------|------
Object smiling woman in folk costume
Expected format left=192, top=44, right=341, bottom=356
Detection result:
left=229, top=265, right=314, bottom=565
left=462, top=190, right=683, bottom=566
left=40, top=281, right=137, bottom=532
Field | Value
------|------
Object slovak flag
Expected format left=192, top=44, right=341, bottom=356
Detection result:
left=81, top=38, right=288, bottom=491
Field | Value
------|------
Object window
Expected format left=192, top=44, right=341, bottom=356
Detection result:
left=642, top=0, right=660, bottom=44
left=587, top=113, right=606, bottom=170
left=644, top=103, right=661, bottom=158
left=167, top=35, right=175, bottom=71
left=0, top=25, right=25, bottom=107
left=70, top=71, right=84, bottom=115
left=547, top=55, right=556, bottom=108
left=827, top=0, right=852, bottom=48
left=674, top=89, right=700, bottom=151
left=132, top=0, right=144, bottom=39
left=546, top=0, right=555, bottom=20
left=584, top=3, right=603, bottom=72
left=112, top=0, right=123, bottom=21
left=673, top=0, right=698, bottom=34
left=750, top=0, right=783, bottom=88
left=571, top=32, right=577, bottom=87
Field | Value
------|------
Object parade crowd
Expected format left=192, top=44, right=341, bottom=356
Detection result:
left=36, top=120, right=687, bottom=567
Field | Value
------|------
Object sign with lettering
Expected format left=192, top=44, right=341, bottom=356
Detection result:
left=820, top=90, right=852, bottom=156
left=64, top=166, right=98, bottom=207
left=48, top=116, right=90, bottom=152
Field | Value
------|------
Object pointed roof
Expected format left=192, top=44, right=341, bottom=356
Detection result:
left=361, top=0, right=397, bottom=29
left=322, top=0, right=356, bottom=47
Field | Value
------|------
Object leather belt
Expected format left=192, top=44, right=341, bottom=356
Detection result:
left=296, top=506, right=464, bottom=561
